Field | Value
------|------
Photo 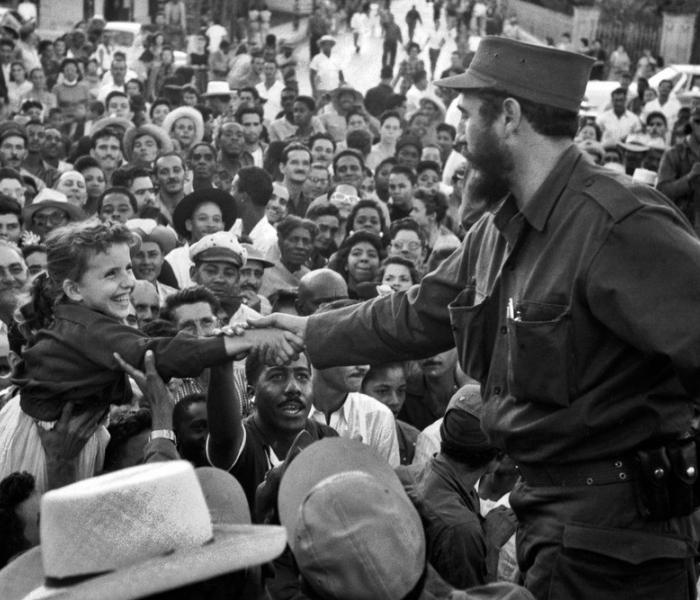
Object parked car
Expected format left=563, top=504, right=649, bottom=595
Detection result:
left=103, top=22, right=187, bottom=68
left=582, top=64, right=700, bottom=117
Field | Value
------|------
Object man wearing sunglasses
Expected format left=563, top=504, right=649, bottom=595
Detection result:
left=657, top=105, right=700, bottom=233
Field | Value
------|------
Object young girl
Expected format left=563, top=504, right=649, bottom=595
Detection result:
left=0, top=220, right=300, bottom=491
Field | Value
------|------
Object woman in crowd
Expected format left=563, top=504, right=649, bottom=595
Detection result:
left=53, top=170, right=88, bottom=209
left=329, top=230, right=382, bottom=298
left=346, top=198, right=388, bottom=241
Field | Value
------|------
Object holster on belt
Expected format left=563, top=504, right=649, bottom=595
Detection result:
left=635, top=434, right=698, bottom=521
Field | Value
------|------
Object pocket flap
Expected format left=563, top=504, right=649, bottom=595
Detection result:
left=562, top=522, right=693, bottom=564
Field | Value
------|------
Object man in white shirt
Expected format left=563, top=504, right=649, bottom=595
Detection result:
left=256, top=60, right=285, bottom=124
left=597, top=87, right=642, bottom=146
left=309, top=35, right=344, bottom=100
left=641, top=79, right=682, bottom=129
left=97, top=54, right=138, bottom=103
left=308, top=299, right=400, bottom=467
left=309, top=361, right=400, bottom=467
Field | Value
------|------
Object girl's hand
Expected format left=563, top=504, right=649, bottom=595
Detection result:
left=246, top=327, right=305, bottom=366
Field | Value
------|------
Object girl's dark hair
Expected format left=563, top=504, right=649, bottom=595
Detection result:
left=18, top=221, right=136, bottom=334
left=379, top=255, right=420, bottom=284
left=149, top=97, right=171, bottom=118
left=329, top=231, right=383, bottom=278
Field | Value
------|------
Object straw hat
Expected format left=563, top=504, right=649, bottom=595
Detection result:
left=0, top=461, right=286, bottom=600
left=161, top=106, right=205, bottom=146
left=202, top=81, right=236, bottom=97
left=122, top=124, right=173, bottom=163
left=23, top=188, right=84, bottom=226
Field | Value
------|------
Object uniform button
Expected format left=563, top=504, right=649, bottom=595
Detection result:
left=500, top=326, right=507, bottom=334
left=584, top=177, right=594, bottom=187
left=493, top=386, right=502, bottom=395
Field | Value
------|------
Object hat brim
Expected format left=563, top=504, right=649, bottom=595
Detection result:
left=161, top=107, right=205, bottom=147
left=434, top=68, right=500, bottom=91
left=172, top=191, right=237, bottom=239
left=0, top=524, right=286, bottom=600
left=23, top=201, right=84, bottom=226
left=90, top=117, right=135, bottom=137
left=278, top=438, right=404, bottom=542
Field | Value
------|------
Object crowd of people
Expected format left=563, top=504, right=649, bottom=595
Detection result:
left=0, top=0, right=696, bottom=599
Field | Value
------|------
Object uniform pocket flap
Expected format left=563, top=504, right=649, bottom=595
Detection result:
left=562, top=522, right=693, bottom=564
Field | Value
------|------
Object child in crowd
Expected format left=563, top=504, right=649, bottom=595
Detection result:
left=0, top=220, right=301, bottom=491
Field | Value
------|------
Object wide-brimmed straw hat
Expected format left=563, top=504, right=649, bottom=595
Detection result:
left=0, top=462, right=286, bottom=600
left=122, top=124, right=173, bottom=162
left=202, top=81, right=237, bottom=97
left=161, top=106, right=205, bottom=146
left=22, top=189, right=84, bottom=226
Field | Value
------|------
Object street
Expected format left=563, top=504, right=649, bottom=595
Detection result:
left=291, top=0, right=461, bottom=96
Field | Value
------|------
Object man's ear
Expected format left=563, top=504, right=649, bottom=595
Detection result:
left=502, top=97, right=523, bottom=134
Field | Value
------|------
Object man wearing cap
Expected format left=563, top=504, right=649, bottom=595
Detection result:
left=397, top=384, right=501, bottom=589
left=309, top=35, right=344, bottom=101
left=254, top=37, right=700, bottom=599
left=657, top=105, right=700, bottom=233
left=189, top=230, right=253, bottom=324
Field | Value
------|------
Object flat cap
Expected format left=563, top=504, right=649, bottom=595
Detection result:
left=435, top=36, right=594, bottom=113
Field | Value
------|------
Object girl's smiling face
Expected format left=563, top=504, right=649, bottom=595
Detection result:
left=65, top=243, right=135, bottom=319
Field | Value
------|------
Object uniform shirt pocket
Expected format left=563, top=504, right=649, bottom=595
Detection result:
left=507, top=301, right=576, bottom=407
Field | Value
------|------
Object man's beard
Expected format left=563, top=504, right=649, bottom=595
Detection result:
left=462, top=129, right=512, bottom=212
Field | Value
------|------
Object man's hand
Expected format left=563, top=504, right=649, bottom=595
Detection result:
left=37, top=401, right=107, bottom=463
left=247, top=313, right=309, bottom=341
left=114, top=350, right=175, bottom=430
left=245, top=327, right=305, bottom=366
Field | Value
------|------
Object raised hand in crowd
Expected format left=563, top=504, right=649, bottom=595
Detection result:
left=36, top=401, right=108, bottom=490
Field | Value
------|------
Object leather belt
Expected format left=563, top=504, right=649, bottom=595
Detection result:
left=517, top=457, right=637, bottom=487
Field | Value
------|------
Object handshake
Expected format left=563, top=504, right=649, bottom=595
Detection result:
left=216, top=313, right=310, bottom=366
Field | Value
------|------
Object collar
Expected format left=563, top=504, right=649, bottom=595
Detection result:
left=496, top=144, right=582, bottom=233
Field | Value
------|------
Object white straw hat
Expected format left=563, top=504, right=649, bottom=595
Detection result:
left=0, top=461, right=286, bottom=600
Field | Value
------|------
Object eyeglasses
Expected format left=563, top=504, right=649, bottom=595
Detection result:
left=307, top=176, right=329, bottom=185
left=33, top=211, right=68, bottom=226
left=330, top=192, right=360, bottom=205
left=391, top=240, right=421, bottom=251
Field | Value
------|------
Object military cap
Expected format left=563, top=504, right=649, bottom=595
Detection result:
left=435, top=36, right=594, bottom=113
